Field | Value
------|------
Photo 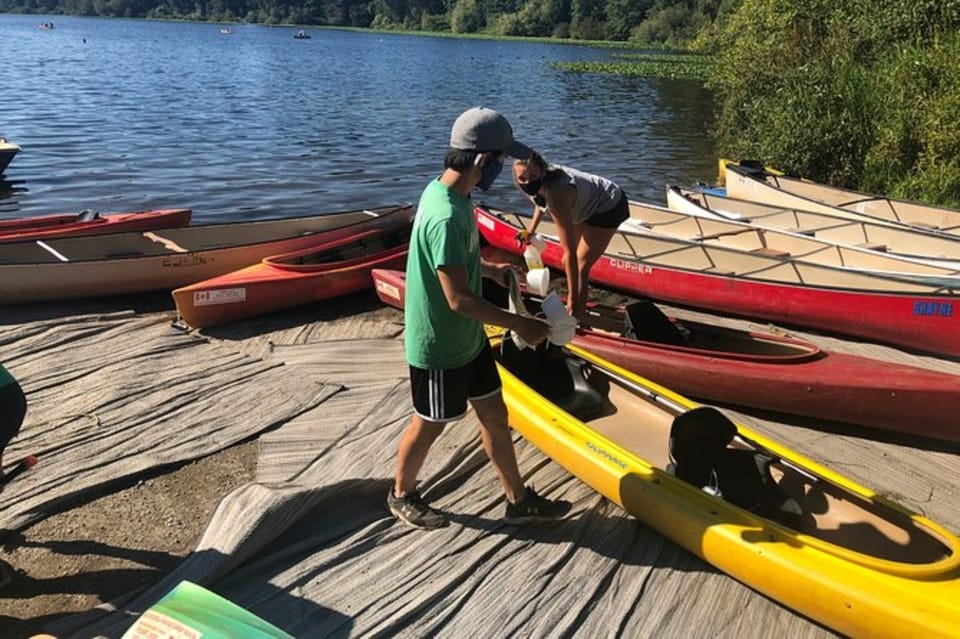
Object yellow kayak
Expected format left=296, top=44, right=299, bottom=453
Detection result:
left=491, top=332, right=960, bottom=638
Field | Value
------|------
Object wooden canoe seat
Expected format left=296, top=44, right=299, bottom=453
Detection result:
left=856, top=242, right=888, bottom=252
left=750, top=247, right=791, bottom=258
left=785, top=227, right=815, bottom=236
left=143, top=231, right=188, bottom=253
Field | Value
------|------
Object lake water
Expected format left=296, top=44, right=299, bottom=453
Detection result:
left=0, top=15, right=717, bottom=223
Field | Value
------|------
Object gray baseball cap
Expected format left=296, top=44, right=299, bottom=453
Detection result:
left=449, top=107, right=533, bottom=159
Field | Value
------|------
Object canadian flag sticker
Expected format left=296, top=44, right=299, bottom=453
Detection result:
left=193, top=288, right=246, bottom=306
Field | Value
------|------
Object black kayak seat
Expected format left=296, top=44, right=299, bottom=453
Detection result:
left=77, top=209, right=101, bottom=222
left=622, top=300, right=690, bottom=347
left=669, top=406, right=736, bottom=488
left=500, top=337, right=609, bottom=421
left=669, top=406, right=798, bottom=517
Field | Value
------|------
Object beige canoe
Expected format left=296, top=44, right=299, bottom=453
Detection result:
left=667, top=186, right=960, bottom=269
left=0, top=204, right=412, bottom=304
left=724, top=162, right=960, bottom=237
left=623, top=200, right=960, bottom=287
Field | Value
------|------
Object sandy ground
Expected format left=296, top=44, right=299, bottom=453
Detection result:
left=0, top=437, right=257, bottom=638
left=0, top=287, right=403, bottom=639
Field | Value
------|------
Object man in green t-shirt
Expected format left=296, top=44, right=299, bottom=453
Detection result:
left=0, top=364, right=27, bottom=487
left=388, top=107, right=572, bottom=529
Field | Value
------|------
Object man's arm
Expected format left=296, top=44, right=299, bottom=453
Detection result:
left=437, top=265, right=549, bottom=346
left=544, top=189, right=582, bottom=317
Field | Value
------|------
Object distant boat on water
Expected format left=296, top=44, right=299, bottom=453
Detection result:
left=37, top=22, right=55, bottom=29
left=219, top=26, right=233, bottom=35
left=294, top=30, right=311, bottom=39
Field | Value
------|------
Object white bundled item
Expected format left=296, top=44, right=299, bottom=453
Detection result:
left=540, top=291, right=577, bottom=346
left=506, top=271, right=577, bottom=349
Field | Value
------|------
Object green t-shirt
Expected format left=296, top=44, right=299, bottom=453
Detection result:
left=0, top=364, right=14, bottom=389
left=404, top=178, right=486, bottom=369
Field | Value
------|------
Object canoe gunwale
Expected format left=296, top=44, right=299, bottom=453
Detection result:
left=263, top=225, right=412, bottom=273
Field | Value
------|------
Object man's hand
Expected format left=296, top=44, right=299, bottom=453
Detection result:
left=514, top=316, right=550, bottom=347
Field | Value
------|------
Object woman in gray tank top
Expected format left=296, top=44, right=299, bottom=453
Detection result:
left=512, top=150, right=630, bottom=321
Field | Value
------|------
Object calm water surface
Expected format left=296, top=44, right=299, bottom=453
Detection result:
left=1, top=15, right=717, bottom=222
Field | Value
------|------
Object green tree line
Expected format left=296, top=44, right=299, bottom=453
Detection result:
left=2, top=0, right=725, bottom=47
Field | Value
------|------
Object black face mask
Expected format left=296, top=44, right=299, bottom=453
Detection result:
left=519, top=176, right=543, bottom=196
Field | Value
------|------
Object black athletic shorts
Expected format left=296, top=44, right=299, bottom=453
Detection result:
left=586, top=191, right=630, bottom=229
left=409, top=341, right=501, bottom=423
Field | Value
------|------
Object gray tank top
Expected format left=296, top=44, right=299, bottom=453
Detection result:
left=554, top=165, right=622, bottom=224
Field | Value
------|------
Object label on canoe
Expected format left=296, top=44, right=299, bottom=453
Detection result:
left=193, top=288, right=246, bottom=306
left=375, top=280, right=401, bottom=302
left=476, top=212, right=495, bottom=230
left=913, top=300, right=953, bottom=317
left=121, top=580, right=292, bottom=639
left=608, top=257, right=653, bottom=275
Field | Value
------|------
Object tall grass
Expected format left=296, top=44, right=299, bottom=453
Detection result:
left=710, top=0, right=960, bottom=207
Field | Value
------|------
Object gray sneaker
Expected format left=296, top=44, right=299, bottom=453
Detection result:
left=387, top=489, right=448, bottom=529
left=505, top=486, right=572, bottom=524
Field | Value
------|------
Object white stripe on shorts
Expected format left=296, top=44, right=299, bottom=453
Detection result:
left=430, top=368, right=444, bottom=419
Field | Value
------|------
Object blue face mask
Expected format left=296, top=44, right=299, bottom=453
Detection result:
left=476, top=155, right=504, bottom=191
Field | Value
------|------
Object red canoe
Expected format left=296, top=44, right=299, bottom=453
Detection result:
left=475, top=204, right=960, bottom=359
left=173, top=222, right=412, bottom=329
left=372, top=268, right=960, bottom=441
left=0, top=208, right=192, bottom=242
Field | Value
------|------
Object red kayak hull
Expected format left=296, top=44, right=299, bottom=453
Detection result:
left=475, top=206, right=960, bottom=358
left=373, top=267, right=960, bottom=441
left=0, top=209, right=192, bottom=242
left=173, top=225, right=410, bottom=328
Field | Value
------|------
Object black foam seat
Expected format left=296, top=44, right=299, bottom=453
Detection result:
left=500, top=337, right=608, bottom=421
left=669, top=406, right=799, bottom=517
left=669, top=406, right=736, bottom=488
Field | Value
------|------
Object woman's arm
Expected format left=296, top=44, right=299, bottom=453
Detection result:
left=543, top=184, right=581, bottom=316
left=528, top=205, right=546, bottom=235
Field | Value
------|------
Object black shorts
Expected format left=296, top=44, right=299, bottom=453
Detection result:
left=410, top=341, right=501, bottom=423
left=587, top=191, right=630, bottom=229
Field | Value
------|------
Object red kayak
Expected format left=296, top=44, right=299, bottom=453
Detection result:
left=0, top=208, right=192, bottom=242
left=372, top=267, right=960, bottom=442
left=173, top=222, right=412, bottom=328
left=475, top=204, right=960, bottom=358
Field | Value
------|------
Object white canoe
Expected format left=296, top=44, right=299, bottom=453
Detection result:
left=666, top=185, right=960, bottom=269
left=623, top=200, right=960, bottom=287
left=0, top=204, right=412, bottom=304
left=724, top=162, right=960, bottom=239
